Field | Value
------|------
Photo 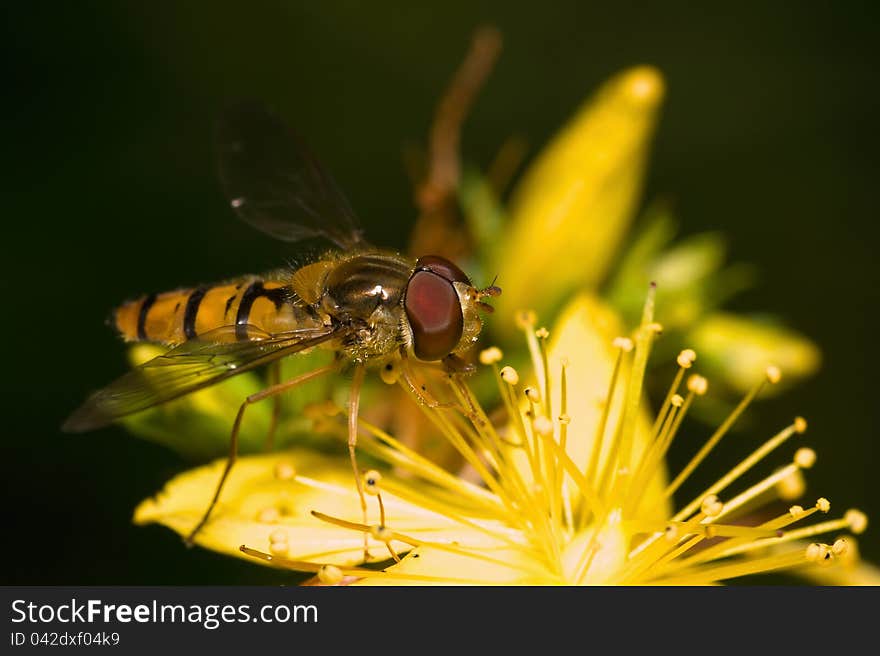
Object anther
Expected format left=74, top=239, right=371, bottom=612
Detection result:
left=269, top=529, right=288, bottom=544
left=832, top=538, right=849, bottom=556
left=257, top=507, right=281, bottom=524
left=701, top=494, right=724, bottom=517
left=533, top=416, right=553, bottom=437
left=794, top=448, right=816, bottom=469
left=845, top=509, right=868, bottom=534
left=515, top=310, right=537, bottom=330
left=535, top=327, right=549, bottom=339
left=269, top=541, right=289, bottom=556
left=363, top=470, right=382, bottom=496
left=686, top=374, right=708, bottom=395
left=816, top=498, right=831, bottom=513
left=789, top=505, right=804, bottom=517
left=793, top=417, right=807, bottom=434
left=777, top=469, right=805, bottom=500
left=765, top=365, right=782, bottom=384
left=524, top=386, right=540, bottom=403
left=677, top=349, right=697, bottom=368
left=647, top=322, right=664, bottom=335
left=274, top=461, right=296, bottom=481
left=479, top=347, right=503, bottom=365
left=369, top=525, right=393, bottom=542
left=664, top=524, right=679, bottom=541
left=558, top=413, right=571, bottom=425
left=806, top=543, right=828, bottom=563
left=318, top=564, right=344, bottom=585
left=612, top=336, right=634, bottom=352
left=380, top=361, right=400, bottom=385
left=500, top=366, right=520, bottom=385
left=671, top=394, right=684, bottom=408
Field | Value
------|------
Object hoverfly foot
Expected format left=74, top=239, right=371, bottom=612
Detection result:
left=442, top=353, right=475, bottom=375
left=183, top=531, right=199, bottom=549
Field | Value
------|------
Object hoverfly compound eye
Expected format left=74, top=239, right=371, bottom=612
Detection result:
left=404, top=268, right=464, bottom=361
left=414, top=255, right=471, bottom=286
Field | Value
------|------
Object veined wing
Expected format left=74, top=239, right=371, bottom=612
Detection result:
left=216, top=101, right=366, bottom=250
left=62, top=325, right=343, bottom=432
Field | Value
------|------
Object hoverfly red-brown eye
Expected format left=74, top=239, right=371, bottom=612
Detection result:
left=404, top=270, right=464, bottom=361
left=415, top=255, right=471, bottom=285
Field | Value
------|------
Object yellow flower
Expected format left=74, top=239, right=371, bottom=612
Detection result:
left=464, top=65, right=821, bottom=397
left=123, top=62, right=868, bottom=585
left=134, top=291, right=868, bottom=585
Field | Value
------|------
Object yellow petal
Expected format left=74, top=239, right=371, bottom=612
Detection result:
left=134, top=449, right=507, bottom=567
left=561, top=523, right=628, bottom=585
left=492, top=66, right=664, bottom=334
left=355, top=546, right=555, bottom=586
left=794, top=560, right=880, bottom=586
left=548, top=294, right=670, bottom=520
left=686, top=313, right=821, bottom=394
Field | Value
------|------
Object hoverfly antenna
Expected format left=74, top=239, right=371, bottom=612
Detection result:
left=476, top=276, right=501, bottom=313
left=478, top=277, right=502, bottom=299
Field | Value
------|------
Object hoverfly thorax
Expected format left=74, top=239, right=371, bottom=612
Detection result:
left=320, top=253, right=411, bottom=362
left=403, top=255, right=490, bottom=362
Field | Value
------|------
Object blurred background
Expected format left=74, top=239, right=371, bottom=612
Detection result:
left=2, top=1, right=878, bottom=583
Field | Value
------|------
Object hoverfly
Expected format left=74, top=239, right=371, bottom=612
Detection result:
left=63, top=102, right=500, bottom=544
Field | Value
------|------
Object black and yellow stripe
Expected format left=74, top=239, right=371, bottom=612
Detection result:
left=182, top=286, right=208, bottom=339
left=114, top=276, right=320, bottom=345
left=235, top=280, right=289, bottom=340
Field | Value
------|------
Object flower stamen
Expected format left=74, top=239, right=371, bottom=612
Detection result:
left=656, top=365, right=780, bottom=509
left=618, top=283, right=658, bottom=471
left=672, top=418, right=808, bottom=523
left=207, top=294, right=868, bottom=586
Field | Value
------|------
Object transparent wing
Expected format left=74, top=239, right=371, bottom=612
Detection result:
left=216, top=101, right=366, bottom=249
left=62, top=325, right=343, bottom=432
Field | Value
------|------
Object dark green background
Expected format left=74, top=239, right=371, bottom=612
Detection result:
left=2, top=2, right=878, bottom=583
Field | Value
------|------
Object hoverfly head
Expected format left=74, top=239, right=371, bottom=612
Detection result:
left=403, top=255, right=497, bottom=362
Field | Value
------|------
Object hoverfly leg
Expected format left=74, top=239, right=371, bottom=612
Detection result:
left=346, top=364, right=371, bottom=560
left=441, top=355, right=486, bottom=426
left=442, top=353, right=476, bottom=375
left=449, top=375, right=486, bottom=428
left=398, top=349, right=457, bottom=410
left=265, top=361, right=282, bottom=452
left=184, top=362, right=338, bottom=546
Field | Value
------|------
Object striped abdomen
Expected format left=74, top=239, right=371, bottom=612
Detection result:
left=114, top=276, right=322, bottom=345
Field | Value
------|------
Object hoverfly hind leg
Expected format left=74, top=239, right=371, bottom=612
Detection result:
left=265, top=361, right=282, bottom=452
left=184, top=362, right=339, bottom=547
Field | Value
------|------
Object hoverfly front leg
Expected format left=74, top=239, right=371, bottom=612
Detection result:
left=442, top=352, right=476, bottom=375
left=441, top=354, right=488, bottom=427
left=397, top=347, right=457, bottom=410
left=184, top=362, right=339, bottom=546
left=346, top=364, right=371, bottom=560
